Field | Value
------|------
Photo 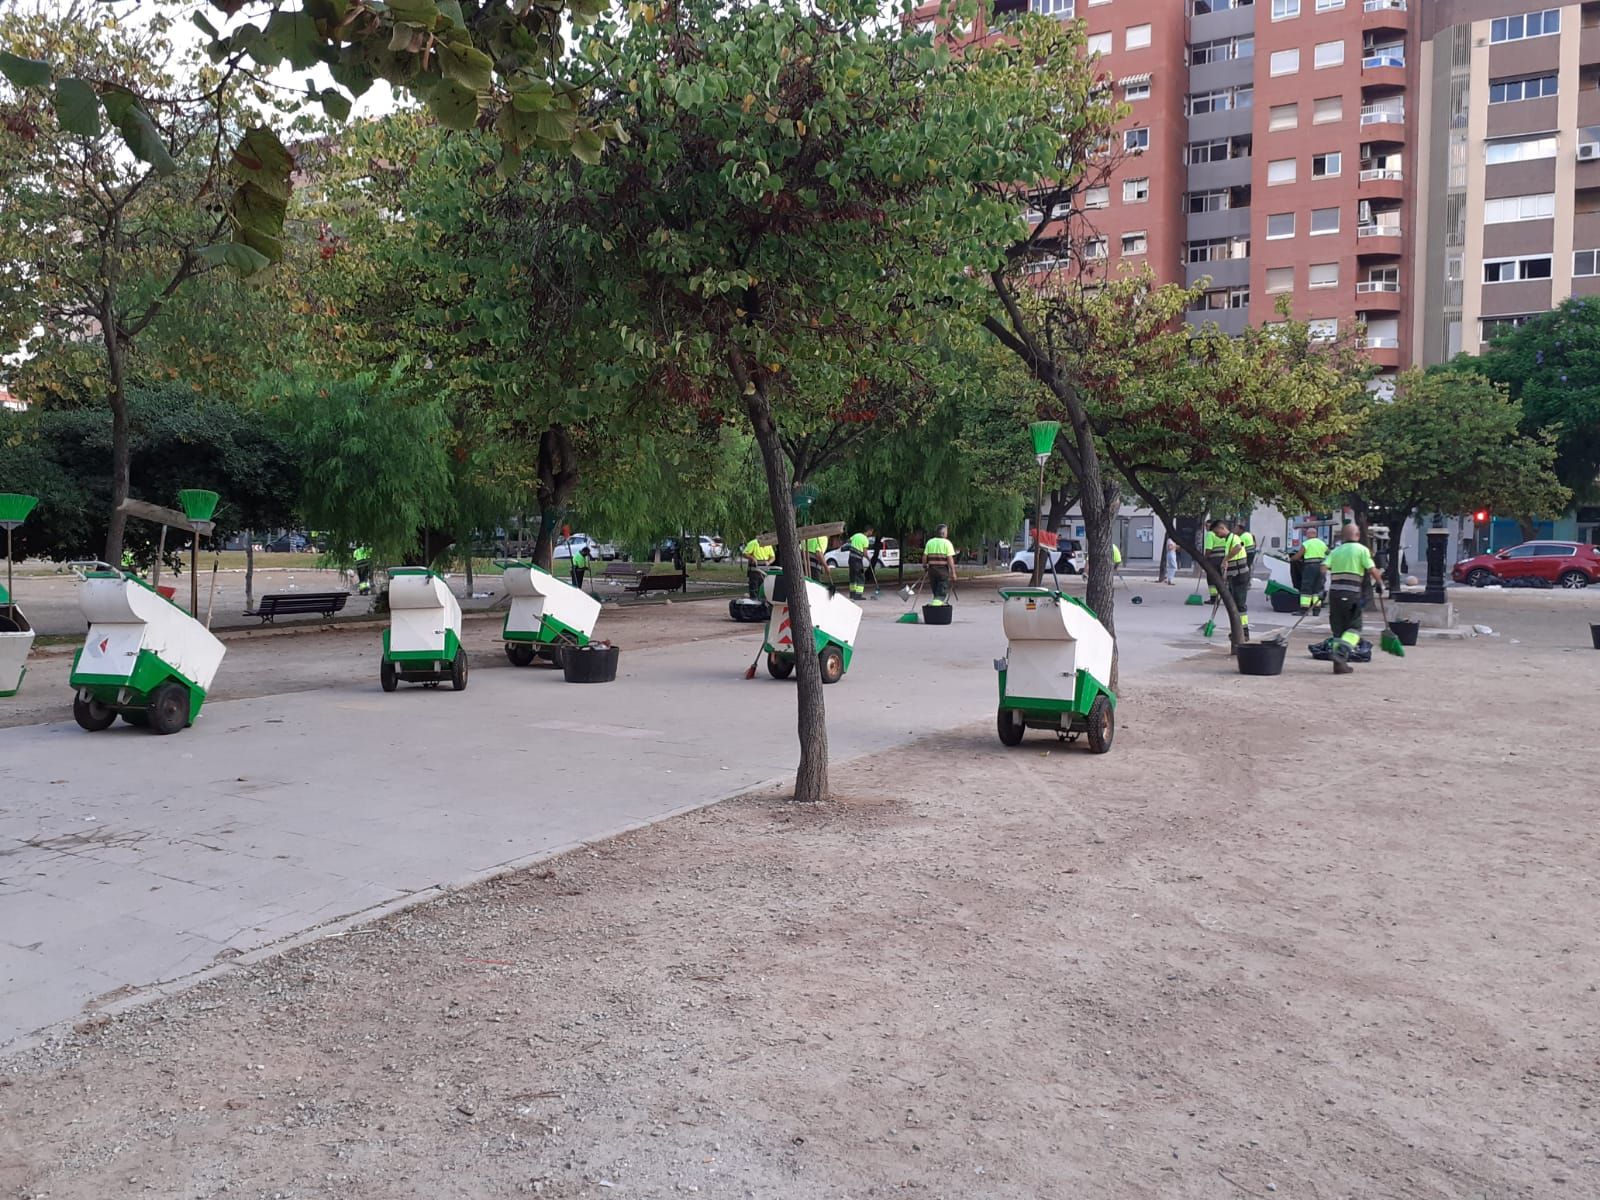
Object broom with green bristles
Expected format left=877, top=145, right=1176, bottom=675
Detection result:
left=1376, top=593, right=1406, bottom=658
left=1200, top=594, right=1222, bottom=638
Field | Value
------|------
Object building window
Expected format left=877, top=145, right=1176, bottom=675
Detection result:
left=1267, top=157, right=1297, bottom=185
left=1121, top=230, right=1148, bottom=255
left=1123, top=177, right=1150, bottom=202
left=1270, top=48, right=1300, bottom=75
left=1314, top=40, right=1344, bottom=68
left=1271, top=0, right=1300, bottom=19
left=1490, top=9, right=1559, bottom=44
left=1192, top=36, right=1254, bottom=64
left=1126, top=23, right=1152, bottom=48
left=1124, top=80, right=1151, bottom=101
left=1308, top=318, right=1338, bottom=341
left=1186, top=189, right=1230, bottom=212
left=1575, top=249, right=1600, bottom=277
left=1189, top=86, right=1253, bottom=114
left=1267, top=212, right=1295, bottom=239
left=1481, top=315, right=1532, bottom=340
left=1484, top=135, right=1559, bottom=165
left=1125, top=126, right=1150, bottom=151
left=1187, top=235, right=1251, bottom=263
left=1488, top=74, right=1558, bottom=104
left=1484, top=255, right=1553, bottom=282
left=1086, top=32, right=1113, bottom=55
left=1084, top=185, right=1110, bottom=209
left=1085, top=237, right=1109, bottom=260
left=1031, top=0, right=1076, bottom=14
left=1268, top=102, right=1298, bottom=131
left=1194, top=287, right=1250, bottom=310
left=1087, top=0, right=1109, bottom=6
left=1190, top=0, right=1255, bottom=12
left=1310, top=206, right=1340, bottom=234
left=1313, top=95, right=1343, bottom=123
left=1308, top=262, right=1339, bottom=288
left=1314, top=0, right=1343, bottom=10
left=1312, top=151, right=1341, bottom=178
left=1265, top=266, right=1294, bottom=293
left=1483, top=193, right=1556, bottom=223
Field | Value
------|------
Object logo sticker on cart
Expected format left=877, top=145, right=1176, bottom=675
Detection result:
left=776, top=614, right=792, bottom=648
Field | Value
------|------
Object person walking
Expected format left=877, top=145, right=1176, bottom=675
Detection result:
left=353, top=545, right=373, bottom=596
left=1160, top=535, right=1178, bottom=585
left=1324, top=523, right=1385, bottom=675
left=1290, top=527, right=1329, bottom=616
left=846, top=525, right=874, bottom=600
left=569, top=540, right=591, bottom=590
left=922, top=524, right=958, bottom=605
left=741, top=535, right=775, bottom=599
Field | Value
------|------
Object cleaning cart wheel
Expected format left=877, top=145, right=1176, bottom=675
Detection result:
left=766, top=652, right=794, bottom=680
left=818, top=645, right=845, bottom=685
left=380, top=660, right=398, bottom=692
left=451, top=648, right=470, bottom=692
left=997, top=707, right=1025, bottom=746
left=148, top=682, right=189, bottom=735
left=542, top=644, right=566, bottom=670
left=120, top=710, right=149, bottom=728
left=505, top=643, right=536, bottom=667
left=73, top=695, right=116, bottom=732
left=1086, top=696, right=1114, bottom=755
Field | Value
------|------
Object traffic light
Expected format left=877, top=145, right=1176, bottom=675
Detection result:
left=1473, top=509, right=1490, bottom=524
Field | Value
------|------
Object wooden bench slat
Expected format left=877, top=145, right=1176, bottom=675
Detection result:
left=244, top=591, right=350, bottom=623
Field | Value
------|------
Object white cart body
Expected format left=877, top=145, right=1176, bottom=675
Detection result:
left=502, top=564, right=600, bottom=647
left=0, top=587, right=33, bottom=698
left=762, top=569, right=862, bottom=670
left=997, top=588, right=1115, bottom=724
left=384, top=569, right=463, bottom=662
left=70, top=572, right=226, bottom=720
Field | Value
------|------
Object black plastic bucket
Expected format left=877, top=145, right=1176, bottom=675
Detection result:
left=1269, top=590, right=1300, bottom=614
left=563, top=644, right=620, bottom=683
left=922, top=604, right=953, bottom=625
left=1387, top=619, right=1420, bottom=647
left=728, top=598, right=770, bottom=623
left=1236, top=640, right=1287, bottom=676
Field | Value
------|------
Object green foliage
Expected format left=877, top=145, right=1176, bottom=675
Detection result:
left=1356, top=368, right=1569, bottom=528
left=1462, top=297, right=1600, bottom=501
left=0, top=381, right=300, bottom=566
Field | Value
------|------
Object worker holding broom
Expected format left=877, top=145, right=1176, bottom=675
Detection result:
left=1235, top=521, right=1257, bottom=571
left=1224, top=523, right=1251, bottom=641
left=923, top=524, right=958, bottom=606
left=1203, top=519, right=1232, bottom=602
left=1325, top=523, right=1385, bottom=675
left=805, top=533, right=830, bottom=583
left=1290, top=527, right=1329, bottom=615
left=742, top=535, right=775, bottom=599
left=847, top=525, right=874, bottom=600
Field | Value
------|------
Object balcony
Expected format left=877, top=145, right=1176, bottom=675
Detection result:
left=1363, top=0, right=1407, bottom=32
left=1355, top=280, right=1403, bottom=310
left=1361, top=48, right=1407, bottom=87
left=1360, top=104, right=1405, bottom=130
left=1359, top=167, right=1404, bottom=200
left=1359, top=336, right=1401, bottom=367
left=1357, top=223, right=1403, bottom=238
left=1362, top=51, right=1405, bottom=70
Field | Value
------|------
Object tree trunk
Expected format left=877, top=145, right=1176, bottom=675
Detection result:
left=740, top=361, right=829, bottom=804
left=531, top=426, right=580, bottom=570
left=245, top=533, right=255, bottom=606
left=102, top=314, right=130, bottom=568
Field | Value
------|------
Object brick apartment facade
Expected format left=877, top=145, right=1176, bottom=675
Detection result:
left=922, top=0, right=1600, bottom=380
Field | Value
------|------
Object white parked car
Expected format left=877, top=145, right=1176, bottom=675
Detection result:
left=1008, top=543, right=1086, bottom=576
left=824, top=537, right=901, bottom=570
left=553, top=534, right=618, bottom=561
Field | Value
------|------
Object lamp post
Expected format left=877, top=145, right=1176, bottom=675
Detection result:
left=1029, top=421, right=1059, bottom=587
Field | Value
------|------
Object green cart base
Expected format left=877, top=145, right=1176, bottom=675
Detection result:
left=503, top=620, right=590, bottom=669
left=382, top=630, right=468, bottom=692
left=70, top=652, right=208, bottom=736
left=762, top=636, right=852, bottom=685
left=996, top=668, right=1116, bottom=753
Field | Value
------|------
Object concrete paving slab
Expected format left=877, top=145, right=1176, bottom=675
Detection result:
left=0, top=590, right=1202, bottom=1049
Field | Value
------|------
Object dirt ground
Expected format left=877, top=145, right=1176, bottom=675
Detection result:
left=3, top=587, right=1596, bottom=1199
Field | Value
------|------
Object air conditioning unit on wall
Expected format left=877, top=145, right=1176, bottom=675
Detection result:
left=1580, top=142, right=1600, bottom=161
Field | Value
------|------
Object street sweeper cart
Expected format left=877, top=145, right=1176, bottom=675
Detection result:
left=381, top=567, right=468, bottom=691
left=69, top=570, right=227, bottom=733
left=758, top=567, right=861, bottom=684
left=0, top=493, right=38, bottom=698
left=994, top=587, right=1116, bottom=752
left=500, top=561, right=601, bottom=666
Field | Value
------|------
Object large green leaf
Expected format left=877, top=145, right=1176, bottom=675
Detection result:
left=426, top=80, right=480, bottom=131
left=0, top=50, right=50, bottom=89
left=571, top=126, right=605, bottom=166
left=98, top=88, right=178, bottom=175
left=438, top=41, right=494, bottom=93
left=319, top=87, right=353, bottom=121
left=196, top=241, right=273, bottom=274
left=53, top=78, right=101, bottom=138
left=230, top=126, right=294, bottom=203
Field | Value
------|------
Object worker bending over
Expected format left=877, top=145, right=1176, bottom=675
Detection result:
left=1203, top=519, right=1231, bottom=602
left=1290, top=528, right=1328, bottom=615
left=805, top=533, right=830, bottom=583
left=1325, top=524, right=1385, bottom=675
left=742, top=536, right=775, bottom=599
left=923, top=525, right=958, bottom=606
left=847, top=526, right=874, bottom=600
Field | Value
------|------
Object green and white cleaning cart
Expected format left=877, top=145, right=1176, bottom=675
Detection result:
left=761, top=567, right=862, bottom=684
left=500, top=561, right=601, bottom=667
left=69, top=570, right=227, bottom=733
left=1, top=493, right=38, bottom=698
left=381, top=567, right=468, bottom=692
left=1262, top=553, right=1302, bottom=613
left=995, top=587, right=1116, bottom=752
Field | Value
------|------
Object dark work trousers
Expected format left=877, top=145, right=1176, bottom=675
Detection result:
left=1328, top=590, right=1364, bottom=659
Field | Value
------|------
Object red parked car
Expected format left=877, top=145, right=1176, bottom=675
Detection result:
left=1452, top=541, right=1600, bottom=589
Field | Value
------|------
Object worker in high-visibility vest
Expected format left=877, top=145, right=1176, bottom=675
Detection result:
left=742, top=536, right=775, bottom=599
left=1225, top=521, right=1251, bottom=639
left=923, top=524, right=958, bottom=605
left=1290, top=528, right=1329, bottom=614
left=847, top=526, right=874, bottom=600
left=1234, top=521, right=1257, bottom=571
left=353, top=545, right=373, bottom=596
left=1203, top=519, right=1232, bottom=602
left=1324, top=524, right=1385, bottom=675
left=805, top=533, right=830, bottom=583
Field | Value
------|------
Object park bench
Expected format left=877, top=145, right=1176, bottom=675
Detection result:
left=243, top=591, right=350, bottom=624
left=602, top=563, right=649, bottom=583
left=598, top=562, right=688, bottom=595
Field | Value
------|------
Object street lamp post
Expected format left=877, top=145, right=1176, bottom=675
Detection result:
left=1028, top=421, right=1059, bottom=588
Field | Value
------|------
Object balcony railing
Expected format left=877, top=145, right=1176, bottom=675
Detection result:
left=1363, top=0, right=1405, bottom=10
left=1361, top=335, right=1400, bottom=348
left=1360, top=167, right=1404, bottom=180
left=1360, top=105, right=1405, bottom=125
left=1356, top=280, right=1401, bottom=293
left=1358, top=224, right=1403, bottom=237
left=1362, top=51, right=1405, bottom=69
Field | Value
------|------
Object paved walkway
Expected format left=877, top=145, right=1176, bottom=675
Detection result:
left=1, top=589, right=1205, bottom=1049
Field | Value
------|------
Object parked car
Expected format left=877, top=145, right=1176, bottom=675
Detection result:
left=262, top=532, right=309, bottom=553
left=823, top=537, right=902, bottom=570
left=552, top=533, right=619, bottom=561
left=1452, top=540, right=1600, bottom=588
left=653, top=535, right=722, bottom=563
left=1008, top=542, right=1086, bottom=576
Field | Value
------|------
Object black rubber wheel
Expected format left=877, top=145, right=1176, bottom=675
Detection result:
left=997, top=707, right=1025, bottom=746
left=148, top=681, right=189, bottom=735
left=1086, top=696, right=1114, bottom=755
left=766, top=652, right=794, bottom=680
left=451, top=648, right=469, bottom=691
left=818, top=644, right=845, bottom=684
left=380, top=659, right=398, bottom=692
left=542, top=644, right=566, bottom=670
left=1467, top=568, right=1493, bottom=587
left=506, top=642, right=536, bottom=667
left=1559, top=570, right=1590, bottom=590
left=120, top=710, right=149, bottom=728
left=73, top=694, right=116, bottom=732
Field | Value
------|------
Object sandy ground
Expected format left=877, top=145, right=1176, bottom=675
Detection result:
left=2, top=587, right=1597, bottom=1198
